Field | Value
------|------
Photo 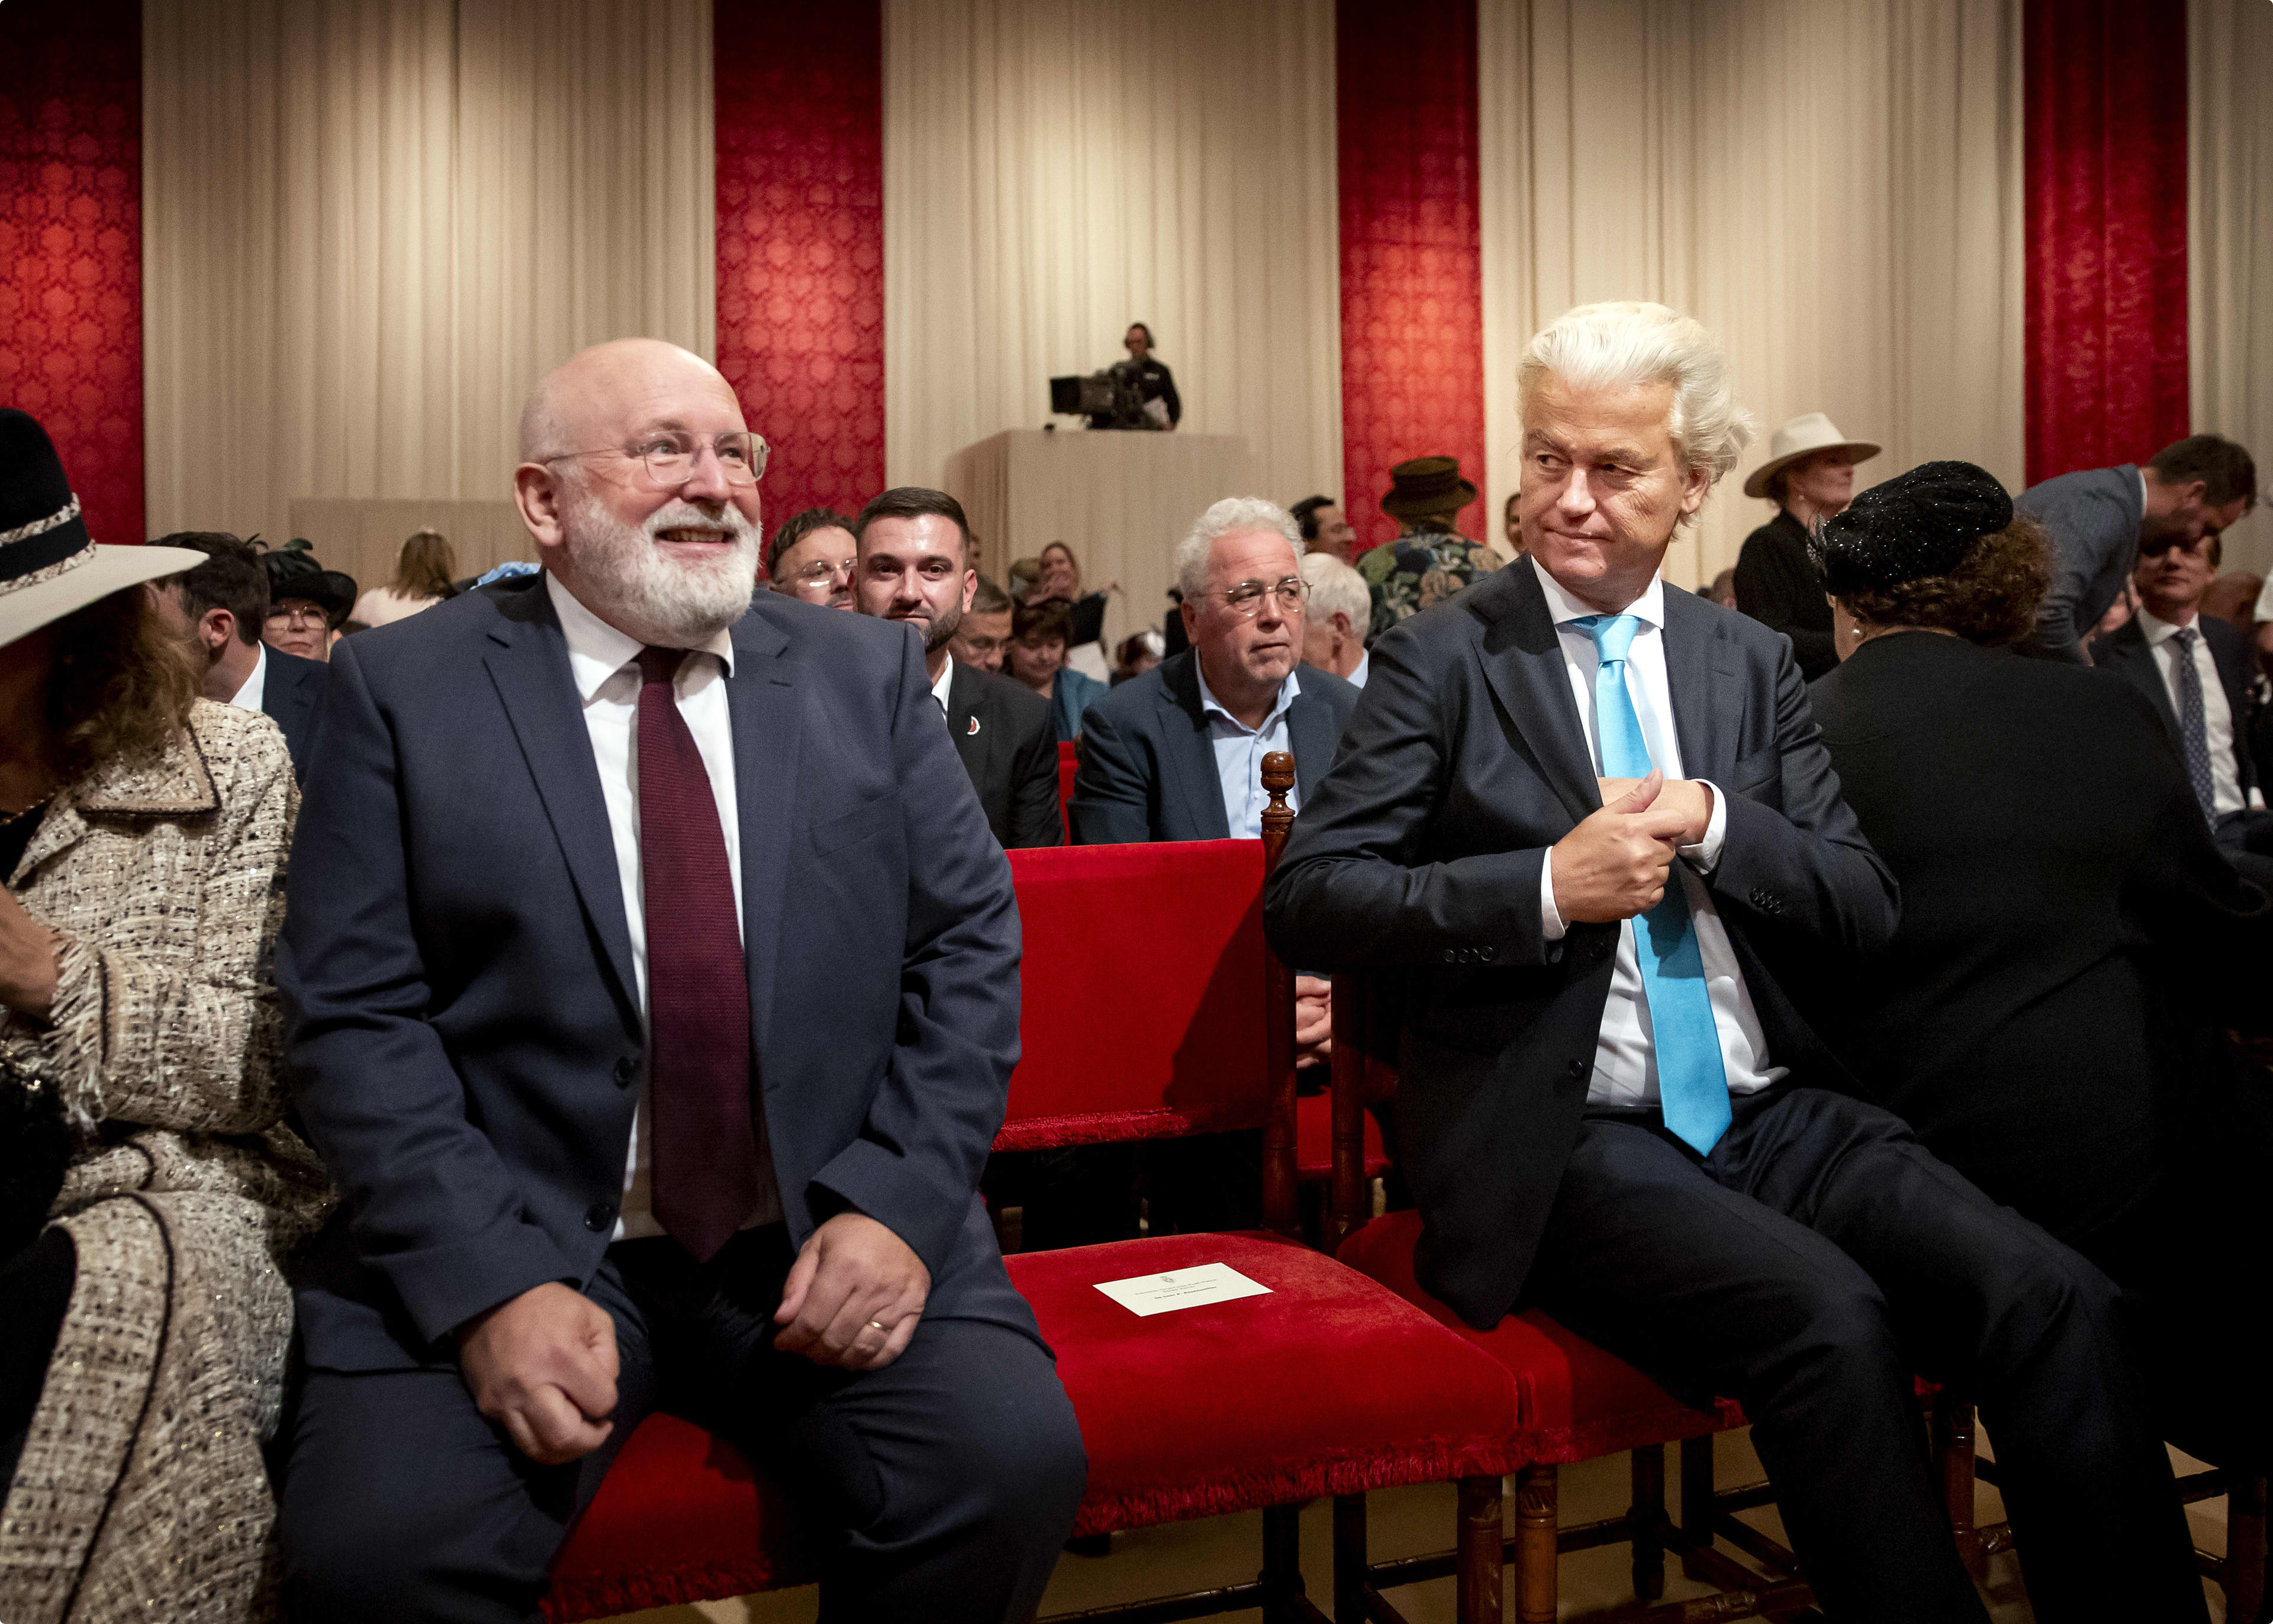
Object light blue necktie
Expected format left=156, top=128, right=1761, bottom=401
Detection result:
left=1570, top=614, right=1731, bottom=1155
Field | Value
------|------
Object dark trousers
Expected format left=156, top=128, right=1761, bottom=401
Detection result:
left=276, top=1226, right=1086, bottom=1624
left=1522, top=1087, right=2204, bottom=1624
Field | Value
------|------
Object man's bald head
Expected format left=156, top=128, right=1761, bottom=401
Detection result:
left=517, top=338, right=740, bottom=464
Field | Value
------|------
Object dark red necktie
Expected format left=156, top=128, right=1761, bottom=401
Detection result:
left=636, top=646, right=762, bottom=1261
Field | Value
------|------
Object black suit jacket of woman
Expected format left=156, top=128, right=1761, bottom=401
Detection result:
left=1265, top=560, right=1897, bottom=1327
left=1801, top=631, right=2271, bottom=1248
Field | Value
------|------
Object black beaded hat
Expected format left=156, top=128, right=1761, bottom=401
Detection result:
left=0, top=410, right=204, bottom=649
left=1812, top=460, right=2014, bottom=595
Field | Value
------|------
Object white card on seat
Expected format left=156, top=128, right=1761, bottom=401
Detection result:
left=1092, top=1261, right=1272, bottom=1317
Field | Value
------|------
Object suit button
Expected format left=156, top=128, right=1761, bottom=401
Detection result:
left=1478, top=945, right=1495, bottom=962
left=584, top=1201, right=616, bottom=1233
left=1566, top=1059, right=1587, bottom=1080
left=1442, top=949, right=1459, bottom=964
left=613, top=1055, right=639, bottom=1086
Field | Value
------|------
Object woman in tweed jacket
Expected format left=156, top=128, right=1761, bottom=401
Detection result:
left=0, top=408, right=332, bottom=1624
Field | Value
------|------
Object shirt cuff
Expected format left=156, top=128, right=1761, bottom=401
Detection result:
left=1540, top=843, right=1567, bottom=942
left=1680, top=781, right=1727, bottom=873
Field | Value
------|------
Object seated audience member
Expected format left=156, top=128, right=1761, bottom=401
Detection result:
left=274, top=340, right=1084, bottom=1624
left=1290, top=494, right=1358, bottom=563
left=1006, top=553, right=1042, bottom=604
left=2093, top=527, right=2273, bottom=884
left=1006, top=598, right=1106, bottom=743
left=2014, top=433, right=2255, bottom=663
left=1029, top=540, right=1113, bottom=679
left=1705, top=566, right=1738, bottom=609
left=950, top=573, right=1015, bottom=672
left=1733, top=413, right=1878, bottom=679
left=1501, top=490, right=1525, bottom=560
left=855, top=489, right=1061, bottom=850
left=1355, top=456, right=1498, bottom=639
left=1803, top=460, right=2273, bottom=1475
left=1265, top=302, right=2204, bottom=1624
left=352, top=527, right=457, bottom=626
left=0, top=410, right=331, bottom=1622
left=258, top=543, right=358, bottom=663
left=765, top=505, right=858, bottom=608
left=1298, top=550, right=1371, bottom=687
left=2203, top=569, right=2264, bottom=631
left=149, top=532, right=330, bottom=782
left=1110, top=629, right=1163, bottom=686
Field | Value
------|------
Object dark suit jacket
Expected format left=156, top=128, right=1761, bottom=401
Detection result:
left=280, top=576, right=1034, bottom=1370
left=1067, top=649, right=1360, bottom=844
left=2092, top=612, right=2259, bottom=802
left=2013, top=463, right=2143, bottom=663
left=1263, top=563, right=1898, bottom=1327
left=948, top=660, right=1063, bottom=849
left=260, top=646, right=329, bottom=782
left=1732, top=509, right=1836, bottom=680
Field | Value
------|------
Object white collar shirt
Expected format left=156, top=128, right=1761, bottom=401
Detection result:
left=228, top=643, right=268, bottom=714
left=1530, top=557, right=1786, bottom=1107
left=931, top=653, right=955, bottom=720
left=1348, top=649, right=1371, bottom=690
left=546, top=572, right=776, bottom=1238
left=1196, top=659, right=1302, bottom=839
left=2134, top=606, right=2243, bottom=817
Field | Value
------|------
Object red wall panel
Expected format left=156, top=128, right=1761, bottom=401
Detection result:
left=1335, top=0, right=1488, bottom=556
left=2023, top=0, right=2190, bottom=486
left=0, top=0, right=143, bottom=546
left=715, top=2, right=887, bottom=546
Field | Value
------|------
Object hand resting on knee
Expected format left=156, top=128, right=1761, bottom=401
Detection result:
left=456, top=1281, right=620, bottom=1464
left=774, top=1211, right=931, bottom=1372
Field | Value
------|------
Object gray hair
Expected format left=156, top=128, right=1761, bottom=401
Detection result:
left=1517, top=302, right=1756, bottom=488
left=1175, top=497, right=1302, bottom=600
left=1299, top=551, right=1370, bottom=630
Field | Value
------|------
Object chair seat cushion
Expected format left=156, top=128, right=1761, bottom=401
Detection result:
left=1295, top=1088, right=1389, bottom=1180
left=545, top=1412, right=810, bottom=1622
left=1337, top=1210, right=1742, bottom=1463
left=1009, top=1230, right=1518, bottom=1535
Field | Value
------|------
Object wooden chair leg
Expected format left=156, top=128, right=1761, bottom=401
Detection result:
left=1512, top=1464, right=1554, bottom=1624
left=1629, top=1443, right=1667, bottom=1600
left=2227, top=1473, right=2268, bottom=1624
left=1931, top=1393, right=1988, bottom=1580
left=1678, top=1435, right=1716, bottom=1581
left=1261, top=1501, right=1305, bottom=1623
left=1332, top=1493, right=1367, bottom=1624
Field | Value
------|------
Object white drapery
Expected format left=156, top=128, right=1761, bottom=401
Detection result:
left=882, top=0, right=1343, bottom=569
left=1476, top=0, right=2026, bottom=588
left=142, top=0, right=714, bottom=550
left=2190, top=0, right=2272, bottom=579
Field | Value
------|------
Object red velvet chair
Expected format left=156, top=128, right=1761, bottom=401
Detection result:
left=1319, top=973, right=1814, bottom=1624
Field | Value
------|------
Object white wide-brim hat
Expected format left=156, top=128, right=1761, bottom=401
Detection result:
left=1743, top=413, right=1882, bottom=500
left=0, top=409, right=203, bottom=649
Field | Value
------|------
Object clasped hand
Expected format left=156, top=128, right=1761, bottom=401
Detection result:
left=458, top=1213, right=929, bottom=1465
left=1549, top=769, right=1713, bottom=924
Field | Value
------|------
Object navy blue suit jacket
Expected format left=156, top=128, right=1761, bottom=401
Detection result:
left=2092, top=612, right=2259, bottom=803
left=280, top=576, right=1034, bottom=1370
left=1263, top=562, right=1898, bottom=1327
left=260, top=646, right=329, bottom=782
left=1067, top=649, right=1359, bottom=843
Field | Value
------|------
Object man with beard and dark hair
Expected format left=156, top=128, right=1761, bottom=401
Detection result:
left=855, top=488, right=1061, bottom=849
left=276, top=344, right=1083, bottom=1623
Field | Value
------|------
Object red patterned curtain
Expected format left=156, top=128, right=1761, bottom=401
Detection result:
left=1335, top=0, right=1487, bottom=558
left=716, top=1, right=886, bottom=550
left=0, top=0, right=142, bottom=546
left=2023, top=0, right=2190, bottom=486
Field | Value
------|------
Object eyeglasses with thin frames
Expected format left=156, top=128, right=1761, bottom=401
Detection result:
left=543, top=430, right=768, bottom=491
left=1202, top=577, right=1308, bottom=618
left=264, top=605, right=331, bottom=629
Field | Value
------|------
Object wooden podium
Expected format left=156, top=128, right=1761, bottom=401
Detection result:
left=943, top=429, right=1254, bottom=657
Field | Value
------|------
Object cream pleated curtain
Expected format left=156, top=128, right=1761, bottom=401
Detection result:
left=1477, top=0, right=2026, bottom=589
left=882, top=0, right=1343, bottom=517
left=142, top=0, right=715, bottom=551
left=2190, top=0, right=2273, bottom=579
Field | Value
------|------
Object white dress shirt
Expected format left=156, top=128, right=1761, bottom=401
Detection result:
left=1196, top=661, right=1301, bottom=838
left=546, top=573, right=777, bottom=1240
left=227, top=643, right=269, bottom=713
left=2133, top=606, right=2243, bottom=817
left=1348, top=650, right=1371, bottom=690
left=931, top=653, right=955, bottom=718
left=1529, top=558, right=1786, bottom=1108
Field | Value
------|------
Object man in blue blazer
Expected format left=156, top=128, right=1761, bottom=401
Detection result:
left=275, top=340, right=1083, bottom=1623
left=1267, top=304, right=2203, bottom=1623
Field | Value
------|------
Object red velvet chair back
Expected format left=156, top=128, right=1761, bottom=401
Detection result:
left=997, top=840, right=1270, bottom=1153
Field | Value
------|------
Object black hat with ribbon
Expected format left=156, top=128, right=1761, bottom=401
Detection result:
left=1812, top=460, right=2014, bottom=597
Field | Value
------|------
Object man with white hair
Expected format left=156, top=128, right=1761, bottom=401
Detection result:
left=1268, top=304, right=2203, bottom=1622
left=276, top=339, right=1085, bottom=1622
left=1298, top=549, right=1371, bottom=686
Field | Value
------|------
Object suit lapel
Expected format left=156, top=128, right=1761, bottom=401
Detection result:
left=482, top=601, right=639, bottom=1013
left=726, top=612, right=799, bottom=1059
left=1660, top=588, right=1743, bottom=783
left=1288, top=685, right=1338, bottom=805
left=946, top=660, right=989, bottom=777
left=2109, top=628, right=2180, bottom=738
left=1158, top=656, right=1232, bottom=840
left=1474, top=565, right=1598, bottom=823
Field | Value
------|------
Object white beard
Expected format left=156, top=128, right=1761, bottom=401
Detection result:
left=561, top=488, right=761, bottom=646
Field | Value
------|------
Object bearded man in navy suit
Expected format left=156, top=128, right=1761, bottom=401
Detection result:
left=274, top=339, right=1084, bottom=1623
